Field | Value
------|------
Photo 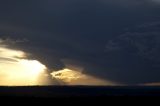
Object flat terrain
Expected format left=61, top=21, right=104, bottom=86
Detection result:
left=0, top=86, right=160, bottom=98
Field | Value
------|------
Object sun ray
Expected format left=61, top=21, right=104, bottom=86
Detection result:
left=0, top=45, right=50, bottom=86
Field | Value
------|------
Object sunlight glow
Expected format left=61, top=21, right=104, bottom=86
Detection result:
left=0, top=45, right=48, bottom=86
left=0, top=41, right=116, bottom=86
left=51, top=68, right=115, bottom=85
left=51, top=68, right=83, bottom=82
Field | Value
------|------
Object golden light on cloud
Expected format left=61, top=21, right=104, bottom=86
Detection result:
left=51, top=68, right=116, bottom=86
left=0, top=39, right=117, bottom=86
left=0, top=47, right=26, bottom=59
left=0, top=45, right=49, bottom=86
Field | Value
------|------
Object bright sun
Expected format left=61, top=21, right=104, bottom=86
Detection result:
left=18, top=59, right=46, bottom=75
left=0, top=45, right=48, bottom=86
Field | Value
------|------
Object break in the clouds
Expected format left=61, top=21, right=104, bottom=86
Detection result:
left=0, top=41, right=53, bottom=86
left=0, top=0, right=160, bottom=85
left=0, top=39, right=115, bottom=86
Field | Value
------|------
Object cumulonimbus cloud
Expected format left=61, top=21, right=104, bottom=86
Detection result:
left=0, top=0, right=160, bottom=86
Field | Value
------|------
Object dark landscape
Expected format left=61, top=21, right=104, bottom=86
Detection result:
left=1, top=86, right=160, bottom=98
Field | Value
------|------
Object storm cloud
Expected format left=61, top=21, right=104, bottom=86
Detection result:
left=0, top=0, right=160, bottom=85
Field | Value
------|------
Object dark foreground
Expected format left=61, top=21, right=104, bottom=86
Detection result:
left=0, top=86, right=160, bottom=98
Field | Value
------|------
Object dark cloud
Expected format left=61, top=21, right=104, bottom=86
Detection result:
left=104, top=23, right=160, bottom=84
left=0, top=0, right=160, bottom=84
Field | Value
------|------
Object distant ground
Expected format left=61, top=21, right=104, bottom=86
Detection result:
left=0, top=86, right=160, bottom=98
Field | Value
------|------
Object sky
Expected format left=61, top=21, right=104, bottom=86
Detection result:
left=0, top=0, right=160, bottom=85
